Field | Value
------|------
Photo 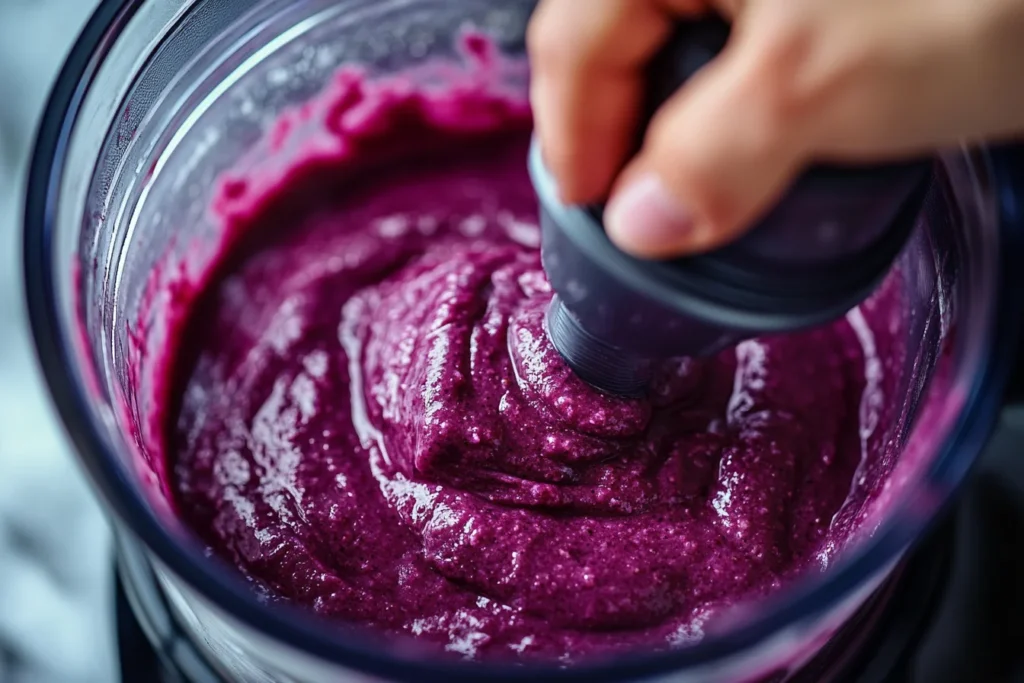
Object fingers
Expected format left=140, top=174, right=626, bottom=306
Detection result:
left=605, top=17, right=811, bottom=258
left=530, top=0, right=804, bottom=259
left=527, top=0, right=709, bottom=205
left=533, top=0, right=1024, bottom=261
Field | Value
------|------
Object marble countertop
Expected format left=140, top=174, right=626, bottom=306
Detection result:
left=0, top=1, right=115, bottom=682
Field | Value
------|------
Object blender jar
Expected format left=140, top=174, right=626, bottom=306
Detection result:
left=22, top=0, right=1024, bottom=681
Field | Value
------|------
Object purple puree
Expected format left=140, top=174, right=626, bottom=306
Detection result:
left=164, top=43, right=903, bottom=663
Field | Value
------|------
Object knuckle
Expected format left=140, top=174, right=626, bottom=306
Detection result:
left=526, top=1, right=576, bottom=67
left=711, top=0, right=745, bottom=19
left=529, top=0, right=668, bottom=71
left=755, top=26, right=815, bottom=107
left=749, top=16, right=875, bottom=143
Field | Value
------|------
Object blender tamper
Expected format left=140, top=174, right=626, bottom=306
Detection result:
left=530, top=15, right=934, bottom=396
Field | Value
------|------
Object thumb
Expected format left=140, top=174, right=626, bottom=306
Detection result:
left=604, top=33, right=808, bottom=259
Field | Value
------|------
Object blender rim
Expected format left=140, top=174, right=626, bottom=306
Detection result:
left=21, top=0, right=1024, bottom=680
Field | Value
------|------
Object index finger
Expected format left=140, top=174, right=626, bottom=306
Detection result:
left=527, top=0, right=710, bottom=205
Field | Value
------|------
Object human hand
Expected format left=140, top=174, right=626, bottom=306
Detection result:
left=528, top=0, right=1024, bottom=258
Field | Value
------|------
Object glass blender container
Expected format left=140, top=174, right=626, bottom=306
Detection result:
left=22, top=0, right=1024, bottom=681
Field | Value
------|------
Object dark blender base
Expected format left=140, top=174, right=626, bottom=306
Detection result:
left=113, top=412, right=1024, bottom=683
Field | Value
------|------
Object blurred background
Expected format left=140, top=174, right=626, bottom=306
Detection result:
left=0, top=1, right=115, bottom=682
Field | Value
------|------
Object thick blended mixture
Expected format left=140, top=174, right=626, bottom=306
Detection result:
left=162, top=44, right=903, bottom=662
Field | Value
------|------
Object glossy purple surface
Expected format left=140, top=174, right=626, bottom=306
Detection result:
left=160, top=55, right=904, bottom=663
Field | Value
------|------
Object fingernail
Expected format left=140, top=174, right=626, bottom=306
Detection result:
left=605, top=173, right=694, bottom=256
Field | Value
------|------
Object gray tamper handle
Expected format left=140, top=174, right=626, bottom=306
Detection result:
left=535, top=14, right=932, bottom=395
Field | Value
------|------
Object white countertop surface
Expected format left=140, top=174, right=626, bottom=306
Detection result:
left=0, top=2, right=115, bottom=682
